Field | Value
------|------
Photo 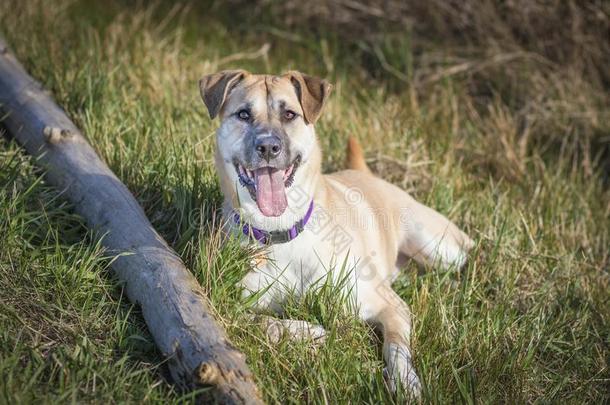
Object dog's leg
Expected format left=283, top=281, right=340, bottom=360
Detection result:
left=399, top=195, right=474, bottom=270
left=239, top=268, right=287, bottom=314
left=240, top=269, right=327, bottom=344
left=363, top=285, right=421, bottom=395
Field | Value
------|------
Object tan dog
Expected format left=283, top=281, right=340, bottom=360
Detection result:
left=199, top=70, right=474, bottom=395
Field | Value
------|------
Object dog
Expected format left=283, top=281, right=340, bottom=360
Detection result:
left=199, top=70, right=474, bottom=395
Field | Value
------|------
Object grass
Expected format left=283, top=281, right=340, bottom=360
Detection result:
left=0, top=0, right=608, bottom=403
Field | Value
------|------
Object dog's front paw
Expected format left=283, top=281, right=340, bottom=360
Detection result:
left=384, top=364, right=421, bottom=396
left=291, top=321, right=327, bottom=344
left=383, top=345, right=422, bottom=397
left=263, top=318, right=327, bottom=346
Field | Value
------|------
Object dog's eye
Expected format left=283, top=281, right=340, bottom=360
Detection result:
left=237, top=109, right=251, bottom=121
left=283, top=110, right=297, bottom=121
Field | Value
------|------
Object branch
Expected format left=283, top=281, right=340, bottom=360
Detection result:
left=0, top=37, right=262, bottom=404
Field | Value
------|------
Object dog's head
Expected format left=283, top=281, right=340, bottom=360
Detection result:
left=199, top=70, right=332, bottom=227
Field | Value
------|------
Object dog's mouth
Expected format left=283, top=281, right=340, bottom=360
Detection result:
left=234, top=155, right=301, bottom=217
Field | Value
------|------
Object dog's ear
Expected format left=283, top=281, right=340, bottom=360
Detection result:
left=286, top=71, right=332, bottom=125
left=199, top=70, right=249, bottom=119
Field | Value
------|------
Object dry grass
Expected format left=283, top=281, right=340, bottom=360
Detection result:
left=0, top=0, right=608, bottom=403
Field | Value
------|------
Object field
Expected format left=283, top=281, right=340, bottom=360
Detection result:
left=0, top=0, right=608, bottom=403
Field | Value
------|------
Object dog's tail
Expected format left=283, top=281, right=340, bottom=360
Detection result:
left=345, top=136, right=371, bottom=174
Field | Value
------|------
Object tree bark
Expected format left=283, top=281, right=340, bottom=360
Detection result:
left=0, top=37, right=262, bottom=404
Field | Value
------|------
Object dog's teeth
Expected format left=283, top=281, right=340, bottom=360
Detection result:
left=284, top=164, right=295, bottom=180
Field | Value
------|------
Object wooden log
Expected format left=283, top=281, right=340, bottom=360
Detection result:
left=0, top=37, right=262, bottom=404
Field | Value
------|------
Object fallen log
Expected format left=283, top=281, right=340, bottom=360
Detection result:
left=0, top=37, right=262, bottom=404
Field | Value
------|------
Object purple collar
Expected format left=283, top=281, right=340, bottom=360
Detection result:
left=233, top=200, right=314, bottom=245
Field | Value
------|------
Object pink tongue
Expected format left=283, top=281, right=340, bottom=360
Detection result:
left=255, top=167, right=288, bottom=217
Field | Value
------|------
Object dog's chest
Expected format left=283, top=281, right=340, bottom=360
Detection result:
left=265, top=228, right=336, bottom=286
left=231, top=200, right=400, bottom=300
left=261, top=223, right=386, bottom=294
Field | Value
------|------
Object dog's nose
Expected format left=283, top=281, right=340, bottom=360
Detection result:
left=255, top=136, right=282, bottom=162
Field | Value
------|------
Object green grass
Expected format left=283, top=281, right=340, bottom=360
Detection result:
left=0, top=0, right=608, bottom=403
